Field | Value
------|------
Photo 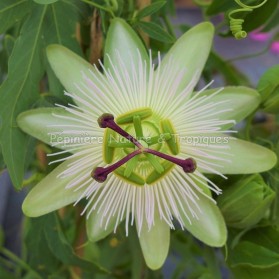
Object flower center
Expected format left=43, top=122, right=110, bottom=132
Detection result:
left=92, top=108, right=196, bottom=186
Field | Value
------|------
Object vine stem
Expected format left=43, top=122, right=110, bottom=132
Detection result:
left=244, top=111, right=257, bottom=141
left=203, top=246, right=222, bottom=279
left=161, top=14, right=176, bottom=38
left=227, top=40, right=273, bottom=63
left=81, top=0, right=115, bottom=17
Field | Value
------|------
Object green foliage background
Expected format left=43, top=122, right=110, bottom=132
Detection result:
left=0, top=0, right=279, bottom=278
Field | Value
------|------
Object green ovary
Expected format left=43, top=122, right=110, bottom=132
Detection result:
left=102, top=108, right=180, bottom=186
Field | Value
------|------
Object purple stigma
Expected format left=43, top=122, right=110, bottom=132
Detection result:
left=92, top=149, right=141, bottom=183
left=98, top=113, right=142, bottom=148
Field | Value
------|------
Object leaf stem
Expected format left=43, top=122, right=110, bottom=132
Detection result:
left=81, top=0, right=115, bottom=17
left=129, top=226, right=146, bottom=279
left=244, top=111, right=256, bottom=141
left=161, top=14, right=176, bottom=38
left=227, top=40, right=272, bottom=63
left=203, top=246, right=222, bottom=279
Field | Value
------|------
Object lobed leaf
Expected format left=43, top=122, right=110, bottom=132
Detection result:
left=137, top=21, right=175, bottom=43
left=44, top=213, right=109, bottom=273
left=33, top=0, right=58, bottom=4
left=1, top=1, right=83, bottom=189
left=0, top=5, right=47, bottom=189
left=136, top=1, right=166, bottom=19
left=243, top=0, right=278, bottom=32
left=0, top=0, right=32, bottom=34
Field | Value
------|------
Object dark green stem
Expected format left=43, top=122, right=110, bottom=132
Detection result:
left=161, top=14, right=176, bottom=38
left=81, top=0, right=115, bottom=17
left=129, top=226, right=146, bottom=279
left=244, top=111, right=256, bottom=141
left=227, top=40, right=272, bottom=63
left=203, top=246, right=222, bottom=279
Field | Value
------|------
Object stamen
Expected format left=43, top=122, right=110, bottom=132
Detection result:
left=145, top=153, right=164, bottom=174
left=124, top=156, right=138, bottom=177
left=145, top=148, right=196, bottom=173
left=108, top=140, right=134, bottom=148
left=103, top=129, right=116, bottom=163
left=133, top=115, right=143, bottom=138
left=147, top=133, right=171, bottom=146
left=98, top=113, right=142, bottom=148
left=161, top=119, right=179, bottom=155
left=92, top=149, right=142, bottom=182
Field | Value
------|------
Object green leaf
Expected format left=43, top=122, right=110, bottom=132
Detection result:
left=0, top=266, right=17, bottom=279
left=4, top=35, right=15, bottom=57
left=0, top=0, right=32, bottom=34
left=0, top=5, right=47, bottom=189
left=263, top=87, right=279, bottom=114
left=43, top=0, right=83, bottom=97
left=0, top=226, right=4, bottom=247
left=0, top=148, right=5, bottom=170
left=24, top=216, right=61, bottom=276
left=136, top=1, right=166, bottom=19
left=137, top=21, right=175, bottom=43
left=46, top=62, right=64, bottom=98
left=231, top=241, right=279, bottom=267
left=231, top=264, right=279, bottom=279
left=228, top=238, right=279, bottom=279
left=33, top=0, right=58, bottom=4
left=243, top=227, right=279, bottom=255
left=257, top=64, right=279, bottom=99
left=243, top=0, right=278, bottom=32
left=44, top=213, right=109, bottom=274
left=257, top=65, right=279, bottom=114
left=43, top=0, right=82, bottom=53
left=206, top=0, right=237, bottom=16
left=262, top=9, right=279, bottom=32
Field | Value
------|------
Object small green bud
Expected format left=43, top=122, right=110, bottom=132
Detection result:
left=257, top=65, right=279, bottom=114
left=262, top=86, right=279, bottom=114
left=217, top=174, right=275, bottom=229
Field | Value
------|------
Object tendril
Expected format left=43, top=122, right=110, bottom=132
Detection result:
left=229, top=0, right=268, bottom=39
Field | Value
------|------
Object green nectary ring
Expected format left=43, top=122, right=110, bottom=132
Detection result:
left=95, top=108, right=196, bottom=186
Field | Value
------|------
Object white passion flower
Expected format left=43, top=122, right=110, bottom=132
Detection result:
left=17, top=19, right=277, bottom=270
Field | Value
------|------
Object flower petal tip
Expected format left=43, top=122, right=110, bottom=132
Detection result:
left=46, top=44, right=67, bottom=62
left=191, top=21, right=214, bottom=36
left=22, top=198, right=42, bottom=218
left=266, top=150, right=277, bottom=171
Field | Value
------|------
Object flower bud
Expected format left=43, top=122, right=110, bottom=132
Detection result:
left=257, top=65, right=279, bottom=114
left=217, top=174, right=275, bottom=229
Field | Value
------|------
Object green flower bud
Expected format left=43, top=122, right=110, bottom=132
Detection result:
left=217, top=174, right=275, bottom=229
left=257, top=65, right=279, bottom=114
left=262, top=86, right=279, bottom=113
